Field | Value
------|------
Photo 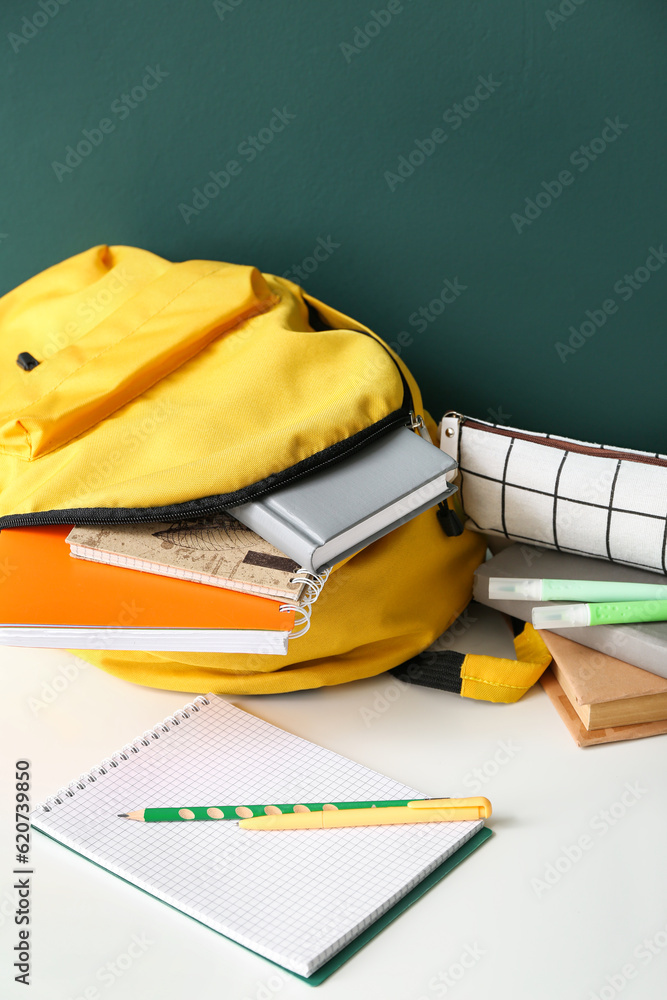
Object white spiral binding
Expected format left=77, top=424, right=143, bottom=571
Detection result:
left=279, top=568, right=330, bottom=639
left=34, top=695, right=211, bottom=814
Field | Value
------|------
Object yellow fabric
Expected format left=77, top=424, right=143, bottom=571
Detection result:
left=460, top=625, right=552, bottom=703
left=0, top=254, right=277, bottom=460
left=0, top=246, right=411, bottom=516
left=0, top=244, right=537, bottom=701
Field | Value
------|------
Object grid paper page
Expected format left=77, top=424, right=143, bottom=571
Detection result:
left=32, top=696, right=482, bottom=977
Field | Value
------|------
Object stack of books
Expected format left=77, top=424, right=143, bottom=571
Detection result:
left=0, top=426, right=457, bottom=655
left=474, top=545, right=667, bottom=746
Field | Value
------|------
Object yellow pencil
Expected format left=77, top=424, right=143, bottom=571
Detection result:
left=239, top=797, right=492, bottom=830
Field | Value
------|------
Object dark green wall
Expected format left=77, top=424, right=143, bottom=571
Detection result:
left=2, top=1, right=666, bottom=451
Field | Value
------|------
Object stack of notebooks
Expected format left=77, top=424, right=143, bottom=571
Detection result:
left=474, top=545, right=667, bottom=746
left=0, top=426, right=457, bottom=654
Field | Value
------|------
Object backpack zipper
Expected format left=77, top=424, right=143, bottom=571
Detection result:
left=0, top=329, right=426, bottom=528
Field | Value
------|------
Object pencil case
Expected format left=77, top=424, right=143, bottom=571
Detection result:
left=439, top=413, right=667, bottom=574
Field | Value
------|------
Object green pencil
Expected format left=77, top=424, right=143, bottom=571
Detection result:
left=118, top=799, right=418, bottom=821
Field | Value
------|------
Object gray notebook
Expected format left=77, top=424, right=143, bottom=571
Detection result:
left=230, top=427, right=457, bottom=574
left=474, top=545, right=667, bottom=680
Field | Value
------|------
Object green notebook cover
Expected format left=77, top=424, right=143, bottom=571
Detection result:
left=35, top=824, right=492, bottom=985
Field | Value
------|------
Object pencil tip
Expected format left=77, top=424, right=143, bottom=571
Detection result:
left=117, top=813, right=128, bottom=818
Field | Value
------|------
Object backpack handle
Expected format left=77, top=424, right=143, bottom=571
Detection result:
left=390, top=618, right=551, bottom=703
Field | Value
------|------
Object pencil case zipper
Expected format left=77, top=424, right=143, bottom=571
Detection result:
left=443, top=412, right=667, bottom=468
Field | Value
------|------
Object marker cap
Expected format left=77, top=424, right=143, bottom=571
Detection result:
left=488, top=578, right=543, bottom=600
left=532, top=604, right=591, bottom=629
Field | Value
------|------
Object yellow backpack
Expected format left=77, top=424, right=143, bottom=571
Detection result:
left=0, top=245, right=549, bottom=700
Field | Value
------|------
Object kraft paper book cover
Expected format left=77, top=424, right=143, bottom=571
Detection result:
left=67, top=514, right=308, bottom=603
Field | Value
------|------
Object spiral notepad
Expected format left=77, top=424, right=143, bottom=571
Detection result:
left=31, top=697, right=485, bottom=979
left=66, top=517, right=333, bottom=638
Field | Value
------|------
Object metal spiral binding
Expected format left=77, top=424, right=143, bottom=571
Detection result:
left=278, top=567, right=330, bottom=639
left=35, top=695, right=210, bottom=813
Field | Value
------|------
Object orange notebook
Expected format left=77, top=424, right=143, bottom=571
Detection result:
left=0, top=525, right=295, bottom=654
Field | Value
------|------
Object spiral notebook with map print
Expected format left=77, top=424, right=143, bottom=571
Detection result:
left=66, top=514, right=315, bottom=603
left=31, top=697, right=491, bottom=982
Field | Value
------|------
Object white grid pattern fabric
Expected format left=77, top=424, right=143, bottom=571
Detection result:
left=31, top=696, right=481, bottom=978
left=442, top=416, right=667, bottom=574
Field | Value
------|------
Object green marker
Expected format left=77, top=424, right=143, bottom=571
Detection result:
left=118, top=799, right=418, bottom=822
left=532, top=599, right=667, bottom=629
left=490, top=577, right=667, bottom=602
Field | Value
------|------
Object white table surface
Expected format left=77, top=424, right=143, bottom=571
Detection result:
left=1, top=604, right=666, bottom=1000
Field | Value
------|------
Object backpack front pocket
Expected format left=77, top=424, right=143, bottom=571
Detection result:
left=0, top=249, right=277, bottom=460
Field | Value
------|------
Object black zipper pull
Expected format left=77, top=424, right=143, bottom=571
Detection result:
left=437, top=499, right=463, bottom=536
left=16, top=352, right=40, bottom=371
